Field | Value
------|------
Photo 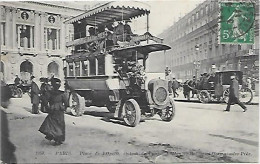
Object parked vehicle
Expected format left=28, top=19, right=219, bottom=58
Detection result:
left=63, top=1, right=175, bottom=126
left=7, top=84, right=23, bottom=98
left=197, top=70, right=253, bottom=104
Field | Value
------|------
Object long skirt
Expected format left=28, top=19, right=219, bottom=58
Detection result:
left=39, top=111, right=65, bottom=142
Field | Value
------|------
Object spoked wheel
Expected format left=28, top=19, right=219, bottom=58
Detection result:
left=198, top=90, right=211, bottom=103
left=68, top=92, right=84, bottom=116
left=223, top=88, right=230, bottom=104
left=158, top=97, right=175, bottom=122
left=17, top=88, right=23, bottom=98
left=239, top=88, right=253, bottom=104
left=122, top=99, right=141, bottom=127
left=12, top=88, right=23, bottom=98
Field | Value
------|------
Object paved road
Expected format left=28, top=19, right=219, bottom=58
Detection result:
left=2, top=94, right=259, bottom=163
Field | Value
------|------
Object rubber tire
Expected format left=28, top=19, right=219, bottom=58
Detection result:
left=69, top=92, right=84, bottom=117
left=159, top=97, right=175, bottom=122
left=122, top=99, right=141, bottom=127
left=17, top=88, right=23, bottom=98
left=239, top=88, right=253, bottom=104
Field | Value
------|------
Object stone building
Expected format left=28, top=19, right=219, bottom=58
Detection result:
left=0, top=1, right=84, bottom=83
left=160, top=0, right=259, bottom=81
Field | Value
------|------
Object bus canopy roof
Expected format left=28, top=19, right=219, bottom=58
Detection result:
left=64, top=1, right=150, bottom=25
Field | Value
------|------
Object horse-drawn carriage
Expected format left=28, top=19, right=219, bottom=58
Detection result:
left=7, top=83, right=31, bottom=98
left=197, top=70, right=253, bottom=104
left=63, top=1, right=175, bottom=127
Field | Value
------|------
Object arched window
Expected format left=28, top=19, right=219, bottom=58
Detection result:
left=48, top=61, right=59, bottom=77
left=20, top=60, right=33, bottom=82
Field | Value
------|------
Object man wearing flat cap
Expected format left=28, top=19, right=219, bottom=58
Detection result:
left=30, top=76, right=40, bottom=114
left=224, top=73, right=247, bottom=112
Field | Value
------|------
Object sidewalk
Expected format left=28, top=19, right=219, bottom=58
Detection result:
left=172, top=90, right=259, bottom=105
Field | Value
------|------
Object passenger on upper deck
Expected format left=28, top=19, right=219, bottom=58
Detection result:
left=88, top=27, right=96, bottom=36
left=123, top=19, right=133, bottom=42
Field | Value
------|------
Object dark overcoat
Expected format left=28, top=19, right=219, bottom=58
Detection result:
left=31, top=81, right=40, bottom=104
left=229, top=78, right=239, bottom=99
left=39, top=90, right=68, bottom=142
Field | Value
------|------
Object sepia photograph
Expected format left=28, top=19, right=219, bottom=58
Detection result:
left=0, top=0, right=259, bottom=163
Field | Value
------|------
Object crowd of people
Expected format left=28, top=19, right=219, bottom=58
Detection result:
left=85, top=19, right=134, bottom=52
left=1, top=75, right=69, bottom=146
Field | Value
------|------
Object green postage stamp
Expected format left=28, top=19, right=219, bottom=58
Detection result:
left=220, top=2, right=255, bottom=44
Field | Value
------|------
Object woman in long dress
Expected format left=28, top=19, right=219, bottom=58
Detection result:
left=39, top=78, right=68, bottom=145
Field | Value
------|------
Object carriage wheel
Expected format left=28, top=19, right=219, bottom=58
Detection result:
left=239, top=88, right=253, bottom=104
left=159, top=97, right=175, bottom=122
left=68, top=92, right=84, bottom=116
left=17, top=88, right=23, bottom=98
left=12, top=88, right=22, bottom=98
left=223, top=88, right=230, bottom=104
left=199, top=90, right=211, bottom=103
left=122, top=99, right=141, bottom=127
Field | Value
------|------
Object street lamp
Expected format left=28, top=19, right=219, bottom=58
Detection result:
left=194, top=44, right=200, bottom=79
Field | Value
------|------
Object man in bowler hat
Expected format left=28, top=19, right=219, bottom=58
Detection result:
left=224, top=74, right=247, bottom=112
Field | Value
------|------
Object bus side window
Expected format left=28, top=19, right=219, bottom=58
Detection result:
left=82, top=60, right=89, bottom=76
left=75, top=61, right=80, bottom=77
left=97, top=56, right=105, bottom=75
left=89, top=58, right=96, bottom=76
left=68, top=62, right=74, bottom=77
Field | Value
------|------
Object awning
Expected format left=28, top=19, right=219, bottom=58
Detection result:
left=64, top=1, right=150, bottom=25
left=111, top=43, right=171, bottom=54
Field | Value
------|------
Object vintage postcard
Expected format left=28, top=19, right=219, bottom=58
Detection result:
left=0, top=0, right=259, bottom=163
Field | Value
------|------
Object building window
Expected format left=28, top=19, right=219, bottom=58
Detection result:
left=45, top=28, right=60, bottom=50
left=238, top=45, right=241, bottom=51
left=48, top=61, right=59, bottom=77
left=17, top=25, right=34, bottom=48
left=0, top=23, right=5, bottom=46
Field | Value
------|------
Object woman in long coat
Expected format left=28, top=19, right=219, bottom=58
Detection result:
left=39, top=78, right=68, bottom=145
left=40, top=78, right=51, bottom=113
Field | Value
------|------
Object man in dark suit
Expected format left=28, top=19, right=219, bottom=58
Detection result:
left=30, top=76, right=40, bottom=114
left=224, top=74, right=247, bottom=112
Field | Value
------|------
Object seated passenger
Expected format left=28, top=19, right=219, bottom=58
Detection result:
left=97, top=24, right=105, bottom=34
left=123, top=19, right=133, bottom=42
left=88, top=27, right=96, bottom=36
left=113, top=21, right=125, bottom=43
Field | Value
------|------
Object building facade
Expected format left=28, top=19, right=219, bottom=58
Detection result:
left=0, top=1, right=84, bottom=83
left=160, top=0, right=259, bottom=81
